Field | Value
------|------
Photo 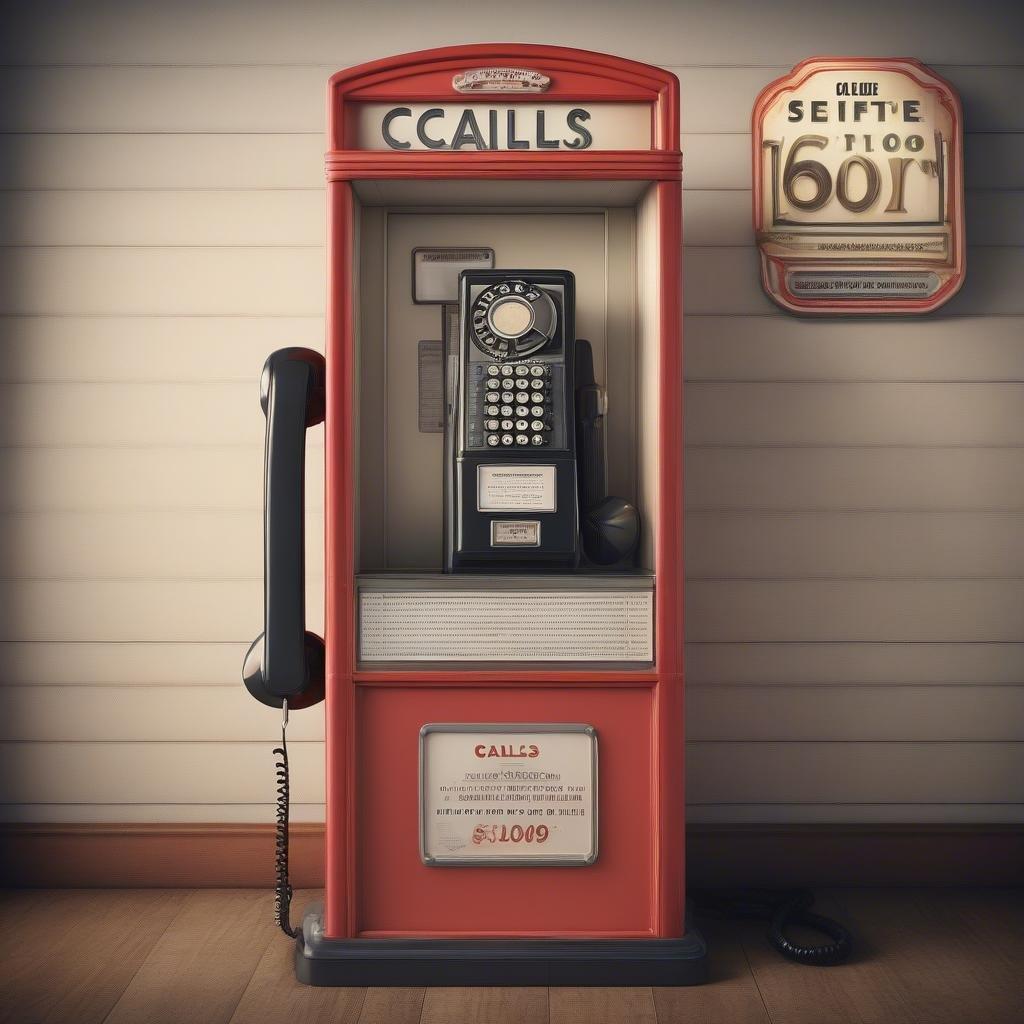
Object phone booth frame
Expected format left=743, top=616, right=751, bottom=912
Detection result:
left=292, top=43, right=702, bottom=985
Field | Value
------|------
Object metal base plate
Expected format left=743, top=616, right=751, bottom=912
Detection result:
left=294, top=904, right=708, bottom=987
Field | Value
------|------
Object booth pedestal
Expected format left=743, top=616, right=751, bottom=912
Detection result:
left=295, top=905, right=708, bottom=987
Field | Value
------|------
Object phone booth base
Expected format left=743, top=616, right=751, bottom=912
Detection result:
left=295, top=904, right=707, bottom=986
left=293, top=44, right=704, bottom=987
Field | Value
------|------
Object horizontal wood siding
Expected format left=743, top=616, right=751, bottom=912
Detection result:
left=0, top=0, right=1021, bottom=829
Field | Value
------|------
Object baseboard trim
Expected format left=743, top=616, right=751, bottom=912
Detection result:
left=0, top=823, right=326, bottom=888
left=1, top=823, right=1021, bottom=888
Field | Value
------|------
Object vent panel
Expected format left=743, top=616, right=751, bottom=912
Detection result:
left=359, top=584, right=653, bottom=664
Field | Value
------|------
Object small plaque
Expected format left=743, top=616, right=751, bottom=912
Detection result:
left=477, top=465, right=556, bottom=512
left=452, top=68, right=551, bottom=94
left=420, top=723, right=598, bottom=865
left=413, top=247, right=494, bottom=304
left=491, top=520, right=541, bottom=547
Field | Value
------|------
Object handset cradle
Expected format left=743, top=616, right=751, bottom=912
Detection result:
left=575, top=339, right=640, bottom=567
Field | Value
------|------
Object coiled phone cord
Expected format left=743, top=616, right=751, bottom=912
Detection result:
left=273, top=700, right=298, bottom=938
left=691, top=888, right=852, bottom=966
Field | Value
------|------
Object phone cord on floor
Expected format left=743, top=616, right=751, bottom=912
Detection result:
left=691, top=888, right=852, bottom=966
left=274, top=700, right=298, bottom=939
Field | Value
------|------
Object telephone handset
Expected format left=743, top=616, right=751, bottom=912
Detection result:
left=575, top=339, right=640, bottom=567
left=444, top=269, right=639, bottom=570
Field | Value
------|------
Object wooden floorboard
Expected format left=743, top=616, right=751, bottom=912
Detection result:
left=738, top=912, right=861, bottom=1024
left=104, top=889, right=279, bottom=1024
left=0, top=888, right=1022, bottom=1024
left=419, top=987, right=548, bottom=1024
left=356, top=987, right=425, bottom=1024
left=0, top=889, right=186, bottom=1024
left=550, top=986, right=657, bottom=1024
left=654, top=917, right=771, bottom=1024
left=909, top=886, right=1024, bottom=987
left=831, top=888, right=1023, bottom=1024
left=226, top=889, right=368, bottom=1024
left=753, top=888, right=921, bottom=1024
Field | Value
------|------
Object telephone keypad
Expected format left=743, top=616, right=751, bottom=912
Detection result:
left=480, top=363, right=554, bottom=448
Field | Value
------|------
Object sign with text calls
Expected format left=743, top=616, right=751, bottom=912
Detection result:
left=420, top=723, right=597, bottom=866
left=353, top=102, right=651, bottom=152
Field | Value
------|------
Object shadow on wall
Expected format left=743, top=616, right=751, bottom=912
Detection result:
left=0, top=128, right=26, bottom=820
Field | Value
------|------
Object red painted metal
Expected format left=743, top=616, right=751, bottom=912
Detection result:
left=327, top=43, right=679, bottom=152
left=356, top=685, right=656, bottom=936
left=323, top=44, right=685, bottom=940
left=654, top=179, right=685, bottom=935
left=324, top=179, right=357, bottom=938
left=325, top=150, right=681, bottom=182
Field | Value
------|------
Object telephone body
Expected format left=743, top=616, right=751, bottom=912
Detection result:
left=445, top=269, right=580, bottom=569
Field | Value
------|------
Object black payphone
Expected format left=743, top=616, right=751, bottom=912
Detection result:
left=445, top=269, right=580, bottom=568
left=444, top=268, right=640, bottom=570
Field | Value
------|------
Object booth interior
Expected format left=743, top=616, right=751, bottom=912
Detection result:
left=349, top=178, right=665, bottom=668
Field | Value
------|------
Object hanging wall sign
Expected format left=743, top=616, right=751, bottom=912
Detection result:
left=753, top=57, right=965, bottom=314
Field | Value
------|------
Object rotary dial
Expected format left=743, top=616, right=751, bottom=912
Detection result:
left=469, top=279, right=557, bottom=361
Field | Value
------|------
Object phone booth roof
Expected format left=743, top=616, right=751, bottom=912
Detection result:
left=325, top=43, right=681, bottom=182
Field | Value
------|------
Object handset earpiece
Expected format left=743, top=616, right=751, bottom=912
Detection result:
left=574, top=339, right=640, bottom=567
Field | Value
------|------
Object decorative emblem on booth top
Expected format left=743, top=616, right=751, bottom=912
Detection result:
left=453, top=67, right=551, bottom=93
left=752, top=57, right=965, bottom=315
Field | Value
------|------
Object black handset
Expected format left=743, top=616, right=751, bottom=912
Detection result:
left=445, top=270, right=580, bottom=569
left=243, top=348, right=325, bottom=709
left=574, top=339, right=640, bottom=567
left=241, top=347, right=326, bottom=938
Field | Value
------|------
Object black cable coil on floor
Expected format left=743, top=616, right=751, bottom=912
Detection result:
left=273, top=725, right=298, bottom=939
left=691, top=889, right=852, bottom=966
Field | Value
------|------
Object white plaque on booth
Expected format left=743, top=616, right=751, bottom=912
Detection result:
left=477, top=465, right=556, bottom=512
left=420, top=723, right=598, bottom=866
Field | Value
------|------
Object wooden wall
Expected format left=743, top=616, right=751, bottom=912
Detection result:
left=0, top=0, right=1022, bottom=828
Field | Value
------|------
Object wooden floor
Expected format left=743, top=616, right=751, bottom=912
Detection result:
left=1, top=888, right=1021, bottom=1023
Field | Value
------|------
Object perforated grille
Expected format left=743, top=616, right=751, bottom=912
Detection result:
left=421, top=248, right=492, bottom=263
left=359, top=588, right=653, bottom=663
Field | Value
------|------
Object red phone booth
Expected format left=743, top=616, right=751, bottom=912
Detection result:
left=244, top=43, right=706, bottom=986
